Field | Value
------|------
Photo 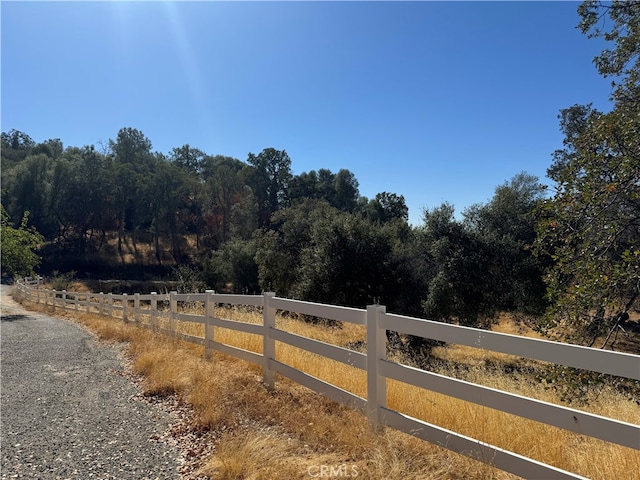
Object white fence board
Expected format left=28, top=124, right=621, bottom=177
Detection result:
left=210, top=340, right=262, bottom=366
left=383, top=313, right=640, bottom=380
left=174, top=293, right=206, bottom=302
left=212, top=294, right=264, bottom=307
left=381, top=408, right=587, bottom=480
left=271, top=297, right=366, bottom=325
left=211, top=317, right=263, bottom=336
left=270, top=359, right=366, bottom=410
left=380, top=359, right=640, bottom=449
left=271, top=328, right=367, bottom=370
left=176, top=332, right=205, bottom=346
left=176, top=312, right=206, bottom=324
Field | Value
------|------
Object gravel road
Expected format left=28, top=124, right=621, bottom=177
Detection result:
left=0, top=284, right=181, bottom=479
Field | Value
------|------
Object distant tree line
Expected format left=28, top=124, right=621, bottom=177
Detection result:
left=0, top=124, right=549, bottom=325
left=2, top=1, right=638, bottom=350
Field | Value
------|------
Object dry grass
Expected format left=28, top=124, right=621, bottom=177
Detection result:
left=17, top=294, right=640, bottom=480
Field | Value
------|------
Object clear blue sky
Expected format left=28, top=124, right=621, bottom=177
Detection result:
left=1, top=1, right=614, bottom=226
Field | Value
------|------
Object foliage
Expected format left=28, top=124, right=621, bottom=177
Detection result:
left=203, top=239, right=259, bottom=294
left=294, top=213, right=398, bottom=308
left=247, top=148, right=293, bottom=227
left=465, top=173, right=549, bottom=316
left=254, top=199, right=338, bottom=296
left=365, top=192, right=409, bottom=224
left=535, top=1, right=640, bottom=346
left=49, top=270, right=77, bottom=291
left=1, top=204, right=44, bottom=278
left=171, top=264, right=206, bottom=294
left=420, top=203, right=497, bottom=327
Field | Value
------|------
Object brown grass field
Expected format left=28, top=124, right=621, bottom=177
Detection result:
left=16, top=288, right=640, bottom=480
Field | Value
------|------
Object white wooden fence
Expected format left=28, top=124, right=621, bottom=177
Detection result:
left=15, top=276, right=640, bottom=480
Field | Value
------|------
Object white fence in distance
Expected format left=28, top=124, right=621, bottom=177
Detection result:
left=15, top=276, right=640, bottom=480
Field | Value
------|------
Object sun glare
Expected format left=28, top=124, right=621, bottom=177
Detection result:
left=161, top=1, right=212, bottom=130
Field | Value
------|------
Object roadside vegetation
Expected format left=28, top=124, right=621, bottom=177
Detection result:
left=17, top=291, right=640, bottom=480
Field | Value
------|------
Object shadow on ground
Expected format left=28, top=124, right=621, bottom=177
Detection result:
left=0, top=314, right=29, bottom=323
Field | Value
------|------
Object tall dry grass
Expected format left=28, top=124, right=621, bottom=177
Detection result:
left=17, top=295, right=639, bottom=480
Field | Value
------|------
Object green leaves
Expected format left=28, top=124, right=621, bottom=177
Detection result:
left=0, top=205, right=44, bottom=278
left=534, top=1, right=640, bottom=346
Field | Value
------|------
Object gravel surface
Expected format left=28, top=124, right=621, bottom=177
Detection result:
left=0, top=284, right=182, bottom=479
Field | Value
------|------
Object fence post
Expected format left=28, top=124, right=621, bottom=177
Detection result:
left=367, top=304, right=387, bottom=431
left=108, top=293, right=114, bottom=317
left=263, top=292, right=276, bottom=389
left=150, top=292, right=158, bottom=332
left=204, top=290, right=215, bottom=359
left=170, top=291, right=178, bottom=338
left=122, top=293, right=128, bottom=322
left=134, top=293, right=140, bottom=324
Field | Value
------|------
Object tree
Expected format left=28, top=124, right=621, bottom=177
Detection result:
left=578, top=1, right=640, bottom=105
left=203, top=239, right=259, bottom=294
left=170, top=144, right=206, bottom=176
left=247, top=148, right=292, bottom=226
left=464, top=173, right=548, bottom=315
left=294, top=213, right=396, bottom=308
left=1, top=205, right=44, bottom=278
left=254, top=199, right=338, bottom=296
left=1, top=153, right=56, bottom=238
left=109, top=128, right=154, bottom=258
left=333, top=169, right=360, bottom=212
left=1, top=130, right=34, bottom=165
left=535, top=1, right=640, bottom=346
left=365, top=192, right=409, bottom=224
left=421, top=203, right=496, bottom=327
left=201, top=156, right=247, bottom=246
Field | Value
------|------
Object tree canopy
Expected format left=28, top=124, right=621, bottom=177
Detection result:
left=535, top=0, right=640, bottom=346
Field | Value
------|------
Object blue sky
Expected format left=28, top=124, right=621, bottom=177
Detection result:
left=2, top=1, right=614, bottom=225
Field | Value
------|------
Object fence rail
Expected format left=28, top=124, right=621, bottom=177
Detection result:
left=14, top=276, right=640, bottom=480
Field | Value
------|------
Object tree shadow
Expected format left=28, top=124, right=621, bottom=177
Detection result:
left=0, top=314, right=29, bottom=322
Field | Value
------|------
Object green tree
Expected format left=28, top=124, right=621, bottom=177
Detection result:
left=254, top=199, right=338, bottom=296
left=421, top=203, right=496, bottom=327
left=109, top=128, right=155, bottom=258
left=294, top=213, right=396, bottom=308
left=1, top=205, right=44, bottom=278
left=170, top=144, right=206, bottom=176
left=201, top=155, right=247, bottom=246
left=247, top=148, right=292, bottom=226
left=365, top=192, right=409, bottom=224
left=535, top=1, right=640, bottom=346
left=1, top=130, right=34, bottom=166
left=203, top=239, right=259, bottom=294
left=333, top=169, right=360, bottom=212
left=465, top=173, right=548, bottom=315
left=1, top=153, right=56, bottom=238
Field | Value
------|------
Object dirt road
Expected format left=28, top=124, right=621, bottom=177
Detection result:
left=0, top=284, right=180, bottom=479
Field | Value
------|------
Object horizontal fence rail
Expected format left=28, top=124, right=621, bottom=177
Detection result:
left=14, top=277, right=640, bottom=480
